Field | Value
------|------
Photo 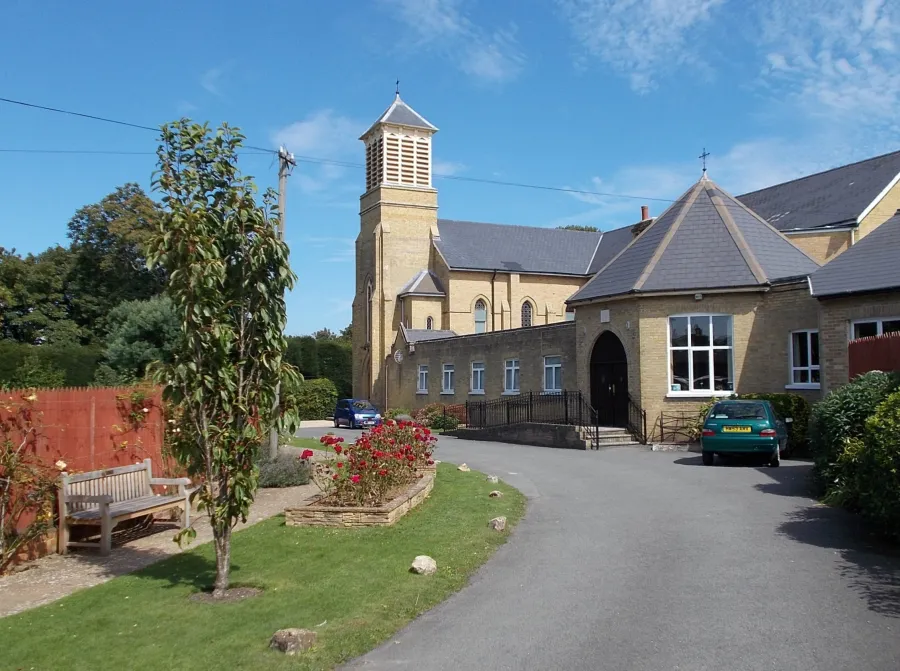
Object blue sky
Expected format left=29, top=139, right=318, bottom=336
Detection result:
left=3, top=0, right=899, bottom=335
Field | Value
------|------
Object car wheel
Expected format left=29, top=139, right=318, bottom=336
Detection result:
left=768, top=446, right=781, bottom=468
left=702, top=451, right=714, bottom=466
left=334, top=418, right=340, bottom=429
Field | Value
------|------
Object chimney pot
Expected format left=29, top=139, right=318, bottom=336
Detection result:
left=641, top=205, right=650, bottom=221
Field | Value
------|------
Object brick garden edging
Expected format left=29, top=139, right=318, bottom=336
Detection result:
left=284, top=471, right=435, bottom=528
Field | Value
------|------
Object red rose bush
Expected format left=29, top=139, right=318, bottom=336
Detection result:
left=304, top=420, right=437, bottom=507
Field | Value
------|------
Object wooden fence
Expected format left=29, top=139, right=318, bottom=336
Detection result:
left=849, top=332, right=900, bottom=379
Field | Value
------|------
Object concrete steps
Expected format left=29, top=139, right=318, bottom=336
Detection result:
left=576, top=426, right=641, bottom=449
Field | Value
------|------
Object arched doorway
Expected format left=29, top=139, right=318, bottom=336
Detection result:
left=590, top=331, right=628, bottom=427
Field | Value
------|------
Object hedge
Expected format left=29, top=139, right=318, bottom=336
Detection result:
left=737, top=392, right=811, bottom=456
left=291, top=377, right=338, bottom=421
left=0, top=342, right=103, bottom=388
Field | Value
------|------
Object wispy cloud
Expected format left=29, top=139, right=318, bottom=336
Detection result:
left=382, top=0, right=525, bottom=83
left=200, top=66, right=226, bottom=96
left=556, top=0, right=724, bottom=92
left=305, top=237, right=356, bottom=263
left=273, top=110, right=366, bottom=195
left=433, top=159, right=467, bottom=176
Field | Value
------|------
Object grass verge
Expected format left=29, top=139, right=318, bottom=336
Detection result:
left=2, top=464, right=526, bottom=670
left=284, top=435, right=326, bottom=451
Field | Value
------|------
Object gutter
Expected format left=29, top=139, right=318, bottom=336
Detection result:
left=490, top=270, right=497, bottom=332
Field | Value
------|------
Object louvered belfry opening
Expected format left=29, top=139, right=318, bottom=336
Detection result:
left=362, top=95, right=437, bottom=191
left=365, top=136, right=384, bottom=191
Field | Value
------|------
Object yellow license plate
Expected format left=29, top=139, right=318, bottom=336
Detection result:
left=723, top=426, right=752, bottom=433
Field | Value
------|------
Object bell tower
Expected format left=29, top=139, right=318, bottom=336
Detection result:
left=352, top=93, right=439, bottom=406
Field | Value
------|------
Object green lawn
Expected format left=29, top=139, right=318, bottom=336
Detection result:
left=284, top=435, right=326, bottom=451
left=3, top=464, right=526, bottom=670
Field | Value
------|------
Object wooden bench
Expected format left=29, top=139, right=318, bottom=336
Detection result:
left=57, top=459, right=191, bottom=556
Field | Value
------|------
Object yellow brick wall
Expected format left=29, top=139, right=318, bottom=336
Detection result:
left=388, top=323, right=577, bottom=411
left=573, top=300, right=642, bottom=404
left=404, top=296, right=444, bottom=330
left=858, top=180, right=900, bottom=240
left=518, top=274, right=586, bottom=326
left=785, top=231, right=852, bottom=264
left=818, top=293, right=900, bottom=392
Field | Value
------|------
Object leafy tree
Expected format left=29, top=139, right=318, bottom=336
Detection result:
left=286, top=335, right=319, bottom=378
left=338, top=323, right=352, bottom=342
left=313, top=328, right=337, bottom=341
left=317, top=340, right=352, bottom=398
left=556, top=225, right=599, bottom=232
left=149, top=119, right=298, bottom=598
left=101, top=296, right=179, bottom=382
left=11, top=352, right=66, bottom=389
left=66, top=183, right=166, bottom=338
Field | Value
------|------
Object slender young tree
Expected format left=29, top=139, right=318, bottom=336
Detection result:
left=149, top=120, right=299, bottom=597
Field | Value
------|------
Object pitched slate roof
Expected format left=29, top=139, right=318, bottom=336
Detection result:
left=737, top=150, right=900, bottom=232
left=361, top=94, right=437, bottom=137
left=400, top=326, right=457, bottom=343
left=434, top=219, right=607, bottom=275
left=810, top=211, right=900, bottom=298
left=568, top=174, right=820, bottom=304
left=398, top=270, right=446, bottom=297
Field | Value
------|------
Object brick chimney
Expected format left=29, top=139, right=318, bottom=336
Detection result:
left=631, top=205, right=653, bottom=238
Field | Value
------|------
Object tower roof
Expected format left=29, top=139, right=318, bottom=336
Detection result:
left=361, top=94, right=437, bottom=139
left=568, top=174, right=821, bottom=304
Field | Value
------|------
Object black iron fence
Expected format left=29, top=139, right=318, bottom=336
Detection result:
left=627, top=394, right=648, bottom=445
left=465, top=391, right=601, bottom=449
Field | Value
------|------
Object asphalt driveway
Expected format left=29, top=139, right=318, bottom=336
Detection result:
left=295, top=429, right=900, bottom=671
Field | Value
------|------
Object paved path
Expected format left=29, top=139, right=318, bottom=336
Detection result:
left=296, top=429, right=900, bottom=671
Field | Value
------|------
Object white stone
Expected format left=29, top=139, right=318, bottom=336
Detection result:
left=269, top=628, right=317, bottom=655
left=486, top=475, right=499, bottom=483
left=489, top=490, right=503, bottom=498
left=489, top=516, right=507, bottom=531
left=410, top=555, right=437, bottom=575
left=457, top=463, right=470, bottom=472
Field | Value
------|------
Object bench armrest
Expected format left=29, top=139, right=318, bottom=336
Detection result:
left=149, top=477, right=192, bottom=486
left=66, top=494, right=114, bottom=505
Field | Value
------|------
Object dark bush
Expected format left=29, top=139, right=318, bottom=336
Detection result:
left=257, top=452, right=312, bottom=488
left=0, top=342, right=103, bottom=388
left=291, top=378, right=338, bottom=421
left=810, top=370, right=900, bottom=489
left=430, top=414, right=460, bottom=431
left=384, top=407, right=410, bottom=420
left=738, top=392, right=811, bottom=456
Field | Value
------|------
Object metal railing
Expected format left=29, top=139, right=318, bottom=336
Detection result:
left=627, top=394, right=648, bottom=445
left=466, top=391, right=602, bottom=449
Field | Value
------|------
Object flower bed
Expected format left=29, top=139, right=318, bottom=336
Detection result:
left=284, top=421, right=437, bottom=528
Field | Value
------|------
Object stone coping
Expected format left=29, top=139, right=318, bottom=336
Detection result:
left=284, top=472, right=435, bottom=527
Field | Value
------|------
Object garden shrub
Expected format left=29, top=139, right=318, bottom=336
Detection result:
left=412, top=403, right=448, bottom=428
left=854, top=391, right=900, bottom=537
left=291, top=378, right=338, bottom=421
left=0, top=342, right=103, bottom=388
left=738, top=393, right=810, bottom=456
left=256, top=451, right=312, bottom=488
left=313, top=421, right=436, bottom=507
left=384, top=408, right=410, bottom=420
left=430, top=414, right=460, bottom=431
left=809, top=370, right=900, bottom=488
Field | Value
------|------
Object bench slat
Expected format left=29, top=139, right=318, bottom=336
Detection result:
left=64, top=462, right=149, bottom=484
left=67, top=495, right=184, bottom=521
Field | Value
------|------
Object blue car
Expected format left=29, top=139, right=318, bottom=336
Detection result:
left=333, top=398, right=383, bottom=429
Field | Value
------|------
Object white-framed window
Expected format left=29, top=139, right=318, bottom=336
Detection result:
left=852, top=317, right=900, bottom=339
left=417, top=365, right=428, bottom=394
left=442, top=364, right=455, bottom=394
left=521, top=301, right=533, bottom=327
left=789, top=330, right=820, bottom=387
left=471, top=361, right=485, bottom=394
left=565, top=309, right=575, bottom=322
left=543, top=356, right=562, bottom=393
left=668, top=315, right=734, bottom=394
left=504, top=359, right=520, bottom=394
left=474, top=299, right=487, bottom=334
left=425, top=316, right=434, bottom=330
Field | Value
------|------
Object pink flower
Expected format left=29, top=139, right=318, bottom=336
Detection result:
left=350, top=474, right=361, bottom=483
left=300, top=449, right=314, bottom=460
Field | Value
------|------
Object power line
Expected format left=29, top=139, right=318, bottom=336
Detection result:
left=0, top=148, right=271, bottom=156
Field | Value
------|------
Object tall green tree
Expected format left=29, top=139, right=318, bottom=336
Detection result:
left=67, top=183, right=166, bottom=337
left=101, top=295, right=179, bottom=382
left=149, top=119, right=298, bottom=598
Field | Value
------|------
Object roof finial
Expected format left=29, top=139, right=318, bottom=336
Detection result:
left=395, top=79, right=400, bottom=98
left=699, top=147, right=710, bottom=175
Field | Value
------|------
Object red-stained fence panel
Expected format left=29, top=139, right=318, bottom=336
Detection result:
left=849, top=332, right=900, bottom=379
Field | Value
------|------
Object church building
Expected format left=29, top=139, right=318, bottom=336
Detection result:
left=352, top=94, right=900, bottom=441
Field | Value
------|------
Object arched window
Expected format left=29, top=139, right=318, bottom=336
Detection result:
left=365, top=281, right=373, bottom=344
left=521, top=301, right=533, bottom=328
left=474, top=299, right=487, bottom=334
left=426, top=316, right=434, bottom=330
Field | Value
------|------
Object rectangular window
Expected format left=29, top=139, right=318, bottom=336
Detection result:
left=668, top=315, right=734, bottom=394
left=790, top=330, right=820, bottom=386
left=417, top=365, right=428, bottom=394
left=442, top=364, right=455, bottom=394
left=504, top=359, right=520, bottom=394
left=853, top=317, right=900, bottom=339
left=565, top=309, right=575, bottom=322
left=543, top=356, right=562, bottom=393
left=471, top=362, right=485, bottom=394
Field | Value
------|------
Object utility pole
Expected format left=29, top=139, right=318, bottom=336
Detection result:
left=269, top=146, right=296, bottom=459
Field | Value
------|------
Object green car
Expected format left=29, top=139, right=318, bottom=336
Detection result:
left=700, top=399, right=789, bottom=467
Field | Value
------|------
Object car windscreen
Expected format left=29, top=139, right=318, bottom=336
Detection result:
left=709, top=402, right=766, bottom=420
left=351, top=401, right=376, bottom=411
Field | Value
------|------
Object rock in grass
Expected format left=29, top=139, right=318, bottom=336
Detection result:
left=269, top=628, right=317, bottom=655
left=486, top=475, right=499, bottom=483
left=489, top=516, right=507, bottom=531
left=457, top=463, right=470, bottom=472
left=489, top=490, right=503, bottom=498
left=410, top=555, right=437, bottom=575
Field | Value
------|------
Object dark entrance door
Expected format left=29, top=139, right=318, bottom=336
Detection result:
left=590, top=331, right=628, bottom=427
